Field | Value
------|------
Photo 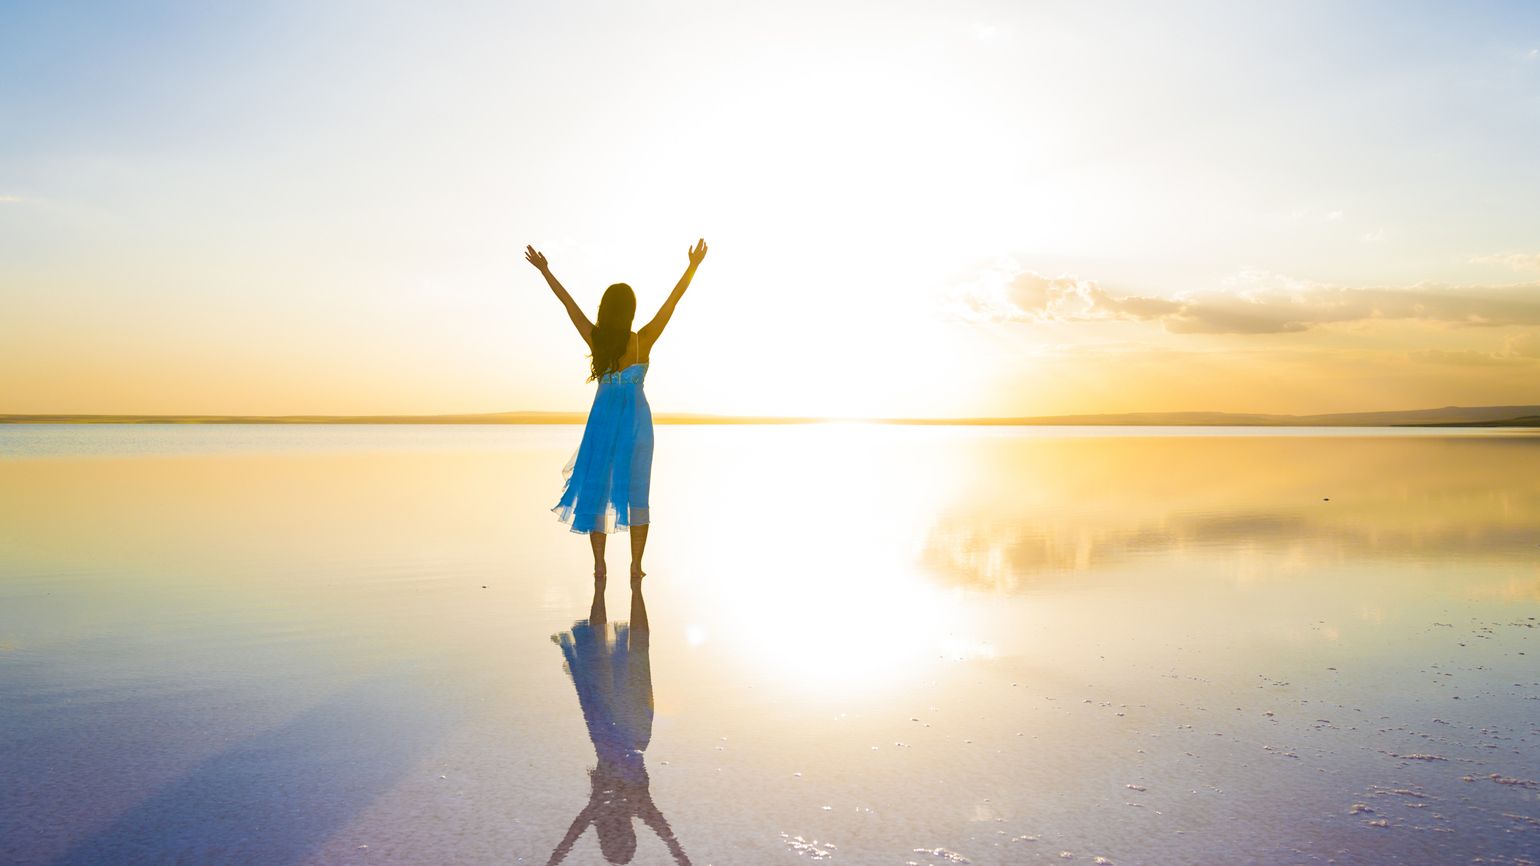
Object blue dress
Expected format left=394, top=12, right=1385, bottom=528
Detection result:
left=552, top=362, right=653, bottom=534
left=553, top=619, right=653, bottom=773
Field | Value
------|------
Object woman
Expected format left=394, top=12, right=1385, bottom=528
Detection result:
left=525, top=239, right=708, bottom=582
left=545, top=580, right=691, bottom=865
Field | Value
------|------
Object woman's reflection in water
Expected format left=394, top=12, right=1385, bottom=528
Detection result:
left=547, top=579, right=691, bottom=865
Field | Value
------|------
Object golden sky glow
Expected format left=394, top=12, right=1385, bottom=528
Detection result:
left=3, top=2, right=1538, bottom=417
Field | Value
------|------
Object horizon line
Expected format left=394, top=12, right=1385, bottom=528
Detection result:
left=3, top=403, right=1539, bottom=428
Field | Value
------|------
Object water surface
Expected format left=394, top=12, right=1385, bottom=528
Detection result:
left=2, top=425, right=1538, bottom=865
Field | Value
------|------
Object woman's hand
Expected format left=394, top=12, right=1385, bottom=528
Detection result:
left=639, top=240, right=706, bottom=346
left=528, top=245, right=593, bottom=340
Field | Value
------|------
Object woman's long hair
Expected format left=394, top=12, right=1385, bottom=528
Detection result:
left=589, top=283, right=637, bottom=381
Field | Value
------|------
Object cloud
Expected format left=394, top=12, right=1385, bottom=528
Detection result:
left=1471, top=252, right=1540, bottom=272
left=949, top=267, right=1540, bottom=335
left=0, top=195, right=24, bottom=204
left=1506, top=331, right=1540, bottom=358
left=1406, top=348, right=1529, bottom=367
left=951, top=271, right=1183, bottom=327
left=1405, top=332, right=1540, bottom=366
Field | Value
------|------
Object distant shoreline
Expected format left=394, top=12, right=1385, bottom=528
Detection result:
left=3, top=406, right=1539, bottom=428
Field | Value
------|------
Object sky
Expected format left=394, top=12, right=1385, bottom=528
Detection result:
left=3, top=0, right=1539, bottom=418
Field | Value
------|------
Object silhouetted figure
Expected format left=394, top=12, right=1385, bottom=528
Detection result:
left=526, top=240, right=708, bottom=583
left=546, top=581, right=690, bottom=865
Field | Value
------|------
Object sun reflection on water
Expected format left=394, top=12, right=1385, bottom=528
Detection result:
left=661, top=424, right=977, bottom=694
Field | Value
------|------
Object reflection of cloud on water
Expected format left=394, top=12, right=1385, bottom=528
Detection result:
left=923, top=507, right=1540, bottom=593
left=910, top=433, right=1540, bottom=594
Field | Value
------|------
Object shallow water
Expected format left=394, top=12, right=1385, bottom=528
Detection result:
left=2, top=424, right=1538, bottom=865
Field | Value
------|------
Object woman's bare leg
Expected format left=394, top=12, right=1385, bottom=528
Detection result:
left=589, top=576, right=607, bottom=625
left=629, top=580, right=648, bottom=634
left=589, top=531, right=606, bottom=582
left=630, top=525, right=648, bottom=581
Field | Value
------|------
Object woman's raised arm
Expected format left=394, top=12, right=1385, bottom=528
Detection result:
left=638, top=239, right=707, bottom=350
left=542, top=803, right=596, bottom=865
left=525, top=245, right=594, bottom=345
left=638, top=801, right=693, bottom=865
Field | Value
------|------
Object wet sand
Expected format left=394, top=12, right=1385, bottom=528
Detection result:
left=2, top=425, right=1538, bottom=864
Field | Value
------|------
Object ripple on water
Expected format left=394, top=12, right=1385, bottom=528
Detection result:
left=781, top=833, right=836, bottom=860
left=911, top=847, right=971, bottom=863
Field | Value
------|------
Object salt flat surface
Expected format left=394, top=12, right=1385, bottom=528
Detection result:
left=2, top=425, right=1538, bottom=865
